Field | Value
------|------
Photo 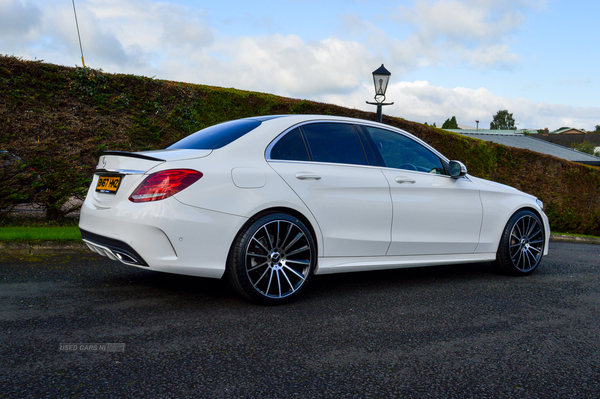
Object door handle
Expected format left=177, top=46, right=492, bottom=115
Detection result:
left=295, top=173, right=322, bottom=180
left=395, top=177, right=416, bottom=184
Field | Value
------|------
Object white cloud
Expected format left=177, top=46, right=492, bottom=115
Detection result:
left=0, top=0, right=545, bottom=85
left=214, top=35, right=375, bottom=96
left=45, top=5, right=132, bottom=67
left=86, top=0, right=214, bottom=51
left=1, top=0, right=594, bottom=131
left=0, top=0, right=215, bottom=70
left=0, top=0, right=43, bottom=54
left=0, top=0, right=42, bottom=37
left=12, top=0, right=376, bottom=98
left=320, top=81, right=600, bottom=131
left=403, top=0, right=523, bottom=40
left=391, top=0, right=538, bottom=68
left=465, top=44, right=519, bottom=67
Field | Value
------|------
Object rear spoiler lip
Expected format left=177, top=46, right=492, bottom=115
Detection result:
left=95, top=169, right=146, bottom=175
left=101, top=150, right=166, bottom=162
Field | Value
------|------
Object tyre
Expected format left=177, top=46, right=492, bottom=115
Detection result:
left=227, top=213, right=316, bottom=305
left=493, top=209, right=545, bottom=276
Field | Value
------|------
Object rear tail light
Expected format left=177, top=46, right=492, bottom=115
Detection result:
left=129, top=169, right=203, bottom=203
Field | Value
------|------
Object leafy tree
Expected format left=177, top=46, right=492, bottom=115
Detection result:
left=594, top=125, right=600, bottom=132
left=442, top=116, right=459, bottom=129
left=450, top=116, right=458, bottom=128
left=490, top=110, right=515, bottom=130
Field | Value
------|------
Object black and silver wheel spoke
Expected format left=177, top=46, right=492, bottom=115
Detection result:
left=284, top=259, right=310, bottom=266
left=247, top=261, right=268, bottom=273
left=263, top=225, right=275, bottom=249
left=283, top=233, right=303, bottom=253
left=247, top=252, right=267, bottom=258
left=265, top=269, right=275, bottom=294
left=253, top=267, right=270, bottom=287
left=281, top=223, right=293, bottom=250
left=251, top=237, right=270, bottom=254
left=286, top=245, right=310, bottom=257
left=283, top=265, right=306, bottom=282
left=280, top=269, right=296, bottom=293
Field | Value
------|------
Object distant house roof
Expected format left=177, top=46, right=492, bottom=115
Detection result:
left=446, top=130, right=600, bottom=166
left=445, top=128, right=539, bottom=135
left=552, top=127, right=587, bottom=135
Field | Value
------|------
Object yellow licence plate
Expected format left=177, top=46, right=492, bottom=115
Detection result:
left=96, top=176, right=121, bottom=194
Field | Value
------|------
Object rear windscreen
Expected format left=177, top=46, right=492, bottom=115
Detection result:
left=168, top=116, right=281, bottom=150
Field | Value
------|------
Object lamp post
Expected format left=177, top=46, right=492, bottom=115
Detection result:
left=366, top=64, right=394, bottom=123
left=476, top=120, right=479, bottom=131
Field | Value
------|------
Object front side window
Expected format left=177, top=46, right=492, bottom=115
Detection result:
left=365, top=126, right=446, bottom=174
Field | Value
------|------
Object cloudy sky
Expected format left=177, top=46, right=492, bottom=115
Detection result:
left=2, top=0, right=599, bottom=130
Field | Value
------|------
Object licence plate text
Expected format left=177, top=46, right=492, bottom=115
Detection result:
left=96, top=176, right=121, bottom=194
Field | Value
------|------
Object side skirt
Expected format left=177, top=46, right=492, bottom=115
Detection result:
left=314, top=253, right=496, bottom=275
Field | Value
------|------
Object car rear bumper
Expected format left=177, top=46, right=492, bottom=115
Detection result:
left=78, top=195, right=247, bottom=279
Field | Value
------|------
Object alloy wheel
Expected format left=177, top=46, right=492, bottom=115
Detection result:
left=508, top=214, right=544, bottom=273
left=244, top=219, right=313, bottom=299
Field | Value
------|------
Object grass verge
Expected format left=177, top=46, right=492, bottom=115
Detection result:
left=0, top=226, right=81, bottom=242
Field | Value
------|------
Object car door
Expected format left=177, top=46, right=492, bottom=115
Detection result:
left=363, top=126, right=483, bottom=256
left=267, top=122, right=393, bottom=257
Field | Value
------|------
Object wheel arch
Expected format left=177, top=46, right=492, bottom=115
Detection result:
left=519, top=206, right=544, bottom=224
left=494, top=205, right=546, bottom=253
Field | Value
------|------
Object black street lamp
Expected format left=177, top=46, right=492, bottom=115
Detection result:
left=366, top=64, right=394, bottom=123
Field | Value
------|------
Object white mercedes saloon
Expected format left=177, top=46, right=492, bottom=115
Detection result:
left=79, top=115, right=550, bottom=304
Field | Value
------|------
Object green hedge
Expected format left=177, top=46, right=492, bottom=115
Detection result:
left=2, top=55, right=600, bottom=235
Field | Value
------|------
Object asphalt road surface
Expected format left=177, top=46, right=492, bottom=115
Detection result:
left=1, top=242, right=599, bottom=398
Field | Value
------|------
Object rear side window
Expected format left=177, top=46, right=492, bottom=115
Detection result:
left=168, top=119, right=263, bottom=150
left=302, top=123, right=369, bottom=166
left=270, top=128, right=310, bottom=161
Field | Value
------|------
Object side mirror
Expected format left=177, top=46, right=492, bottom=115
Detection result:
left=449, top=161, right=467, bottom=178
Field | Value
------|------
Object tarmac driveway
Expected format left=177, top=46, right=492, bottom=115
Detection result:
left=0, top=242, right=599, bottom=398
